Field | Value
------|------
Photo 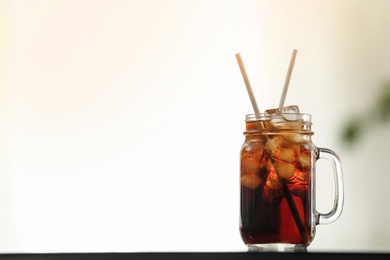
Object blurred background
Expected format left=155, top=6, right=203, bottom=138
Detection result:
left=1, top=0, right=390, bottom=253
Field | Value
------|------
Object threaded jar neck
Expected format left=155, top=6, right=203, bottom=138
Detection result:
left=244, top=113, right=313, bottom=136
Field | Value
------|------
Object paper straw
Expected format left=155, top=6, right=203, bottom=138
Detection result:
left=235, top=53, right=261, bottom=114
left=278, top=49, right=298, bottom=108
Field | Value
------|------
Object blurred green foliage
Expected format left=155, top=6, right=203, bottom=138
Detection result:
left=342, top=82, right=390, bottom=145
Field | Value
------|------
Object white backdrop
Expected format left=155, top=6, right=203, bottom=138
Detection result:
left=1, top=0, right=390, bottom=253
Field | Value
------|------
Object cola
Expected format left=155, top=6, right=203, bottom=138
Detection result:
left=240, top=110, right=315, bottom=248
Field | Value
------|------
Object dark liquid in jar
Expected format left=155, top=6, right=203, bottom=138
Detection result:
left=240, top=120, right=314, bottom=246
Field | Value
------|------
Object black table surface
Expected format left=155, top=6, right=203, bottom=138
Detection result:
left=0, top=252, right=389, bottom=260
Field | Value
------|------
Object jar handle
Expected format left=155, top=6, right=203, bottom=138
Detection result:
left=316, top=148, right=344, bottom=225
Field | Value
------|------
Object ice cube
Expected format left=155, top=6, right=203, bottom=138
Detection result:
left=283, top=113, right=302, bottom=121
left=266, top=139, right=278, bottom=153
left=269, top=156, right=295, bottom=179
left=265, top=105, right=300, bottom=114
left=286, top=133, right=306, bottom=143
left=241, top=157, right=262, bottom=176
left=279, top=148, right=295, bottom=163
left=298, top=151, right=311, bottom=168
left=280, top=105, right=300, bottom=114
left=280, top=139, right=301, bottom=154
left=275, top=160, right=295, bottom=179
left=241, top=174, right=262, bottom=190
left=265, top=105, right=301, bottom=121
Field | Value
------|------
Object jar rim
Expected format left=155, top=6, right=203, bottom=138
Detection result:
left=245, top=113, right=312, bottom=123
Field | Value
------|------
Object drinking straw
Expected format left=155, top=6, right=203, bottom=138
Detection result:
left=278, top=49, right=298, bottom=108
left=235, top=53, right=261, bottom=115
left=235, top=52, right=308, bottom=243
